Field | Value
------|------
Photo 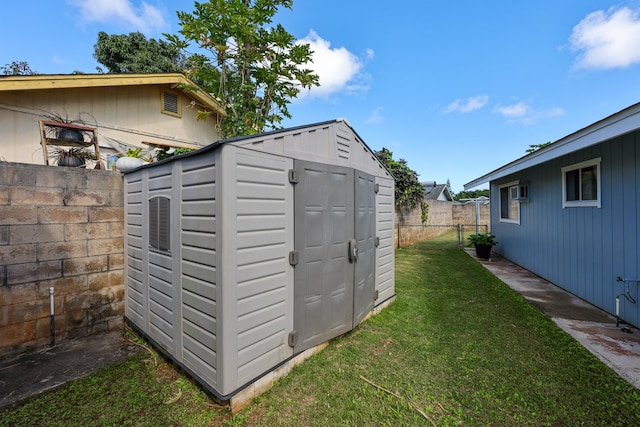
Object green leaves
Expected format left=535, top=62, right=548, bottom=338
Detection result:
left=172, top=0, right=320, bottom=138
left=375, top=148, right=425, bottom=208
left=93, top=32, right=186, bottom=74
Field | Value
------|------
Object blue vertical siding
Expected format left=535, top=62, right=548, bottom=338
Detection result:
left=491, top=131, right=640, bottom=328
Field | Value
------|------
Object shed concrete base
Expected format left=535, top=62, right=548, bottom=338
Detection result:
left=230, top=296, right=396, bottom=413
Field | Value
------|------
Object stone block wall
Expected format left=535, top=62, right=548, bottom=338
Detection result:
left=395, top=200, right=491, bottom=247
left=0, top=162, right=125, bottom=357
left=453, top=202, right=490, bottom=227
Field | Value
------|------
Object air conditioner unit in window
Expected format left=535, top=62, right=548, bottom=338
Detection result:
left=518, top=184, right=529, bottom=202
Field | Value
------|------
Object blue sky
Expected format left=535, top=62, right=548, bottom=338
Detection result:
left=3, top=1, right=640, bottom=192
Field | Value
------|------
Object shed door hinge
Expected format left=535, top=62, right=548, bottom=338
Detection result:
left=374, top=290, right=379, bottom=300
left=375, top=236, right=380, bottom=247
left=288, top=169, right=299, bottom=184
left=374, top=183, right=379, bottom=193
left=289, top=251, right=299, bottom=266
left=288, top=330, right=298, bottom=347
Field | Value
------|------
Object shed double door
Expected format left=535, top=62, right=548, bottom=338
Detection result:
left=293, top=161, right=376, bottom=354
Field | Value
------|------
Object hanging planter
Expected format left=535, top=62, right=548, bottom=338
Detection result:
left=50, top=147, right=95, bottom=168
left=56, top=127, right=85, bottom=142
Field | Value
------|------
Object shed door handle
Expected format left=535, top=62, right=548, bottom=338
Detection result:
left=348, top=239, right=358, bottom=262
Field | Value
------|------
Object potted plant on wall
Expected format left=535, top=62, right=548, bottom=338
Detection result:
left=115, top=147, right=147, bottom=172
left=49, top=146, right=96, bottom=168
left=468, top=233, right=498, bottom=259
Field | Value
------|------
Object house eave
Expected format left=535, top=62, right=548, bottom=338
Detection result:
left=464, top=101, right=640, bottom=190
left=0, top=73, right=226, bottom=116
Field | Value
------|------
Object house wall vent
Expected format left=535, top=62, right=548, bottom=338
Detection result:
left=162, top=90, right=181, bottom=117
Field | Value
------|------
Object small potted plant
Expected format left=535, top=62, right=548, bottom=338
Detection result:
left=116, top=147, right=147, bottom=172
left=50, top=146, right=96, bottom=168
left=468, top=233, right=498, bottom=259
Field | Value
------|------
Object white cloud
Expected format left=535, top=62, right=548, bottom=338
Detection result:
left=366, top=107, right=384, bottom=124
left=68, top=0, right=167, bottom=35
left=296, top=30, right=368, bottom=99
left=569, top=6, right=640, bottom=70
left=493, top=102, right=564, bottom=125
left=444, top=95, right=489, bottom=113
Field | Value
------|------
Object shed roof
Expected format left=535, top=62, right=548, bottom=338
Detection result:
left=138, top=118, right=393, bottom=178
left=464, top=101, right=640, bottom=189
left=0, top=73, right=225, bottom=116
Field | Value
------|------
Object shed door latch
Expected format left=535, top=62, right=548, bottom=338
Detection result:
left=288, top=169, right=299, bottom=184
left=289, top=251, right=299, bottom=266
left=288, top=330, right=298, bottom=347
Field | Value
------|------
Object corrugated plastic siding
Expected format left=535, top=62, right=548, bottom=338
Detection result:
left=491, top=130, right=640, bottom=328
left=125, top=175, right=145, bottom=327
left=147, top=164, right=175, bottom=353
left=180, top=153, right=218, bottom=387
left=234, top=148, right=294, bottom=386
left=376, top=177, right=395, bottom=303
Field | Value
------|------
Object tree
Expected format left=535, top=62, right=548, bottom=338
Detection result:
left=93, top=31, right=187, bottom=73
left=453, top=189, right=489, bottom=201
left=526, top=141, right=552, bottom=153
left=375, top=148, right=425, bottom=208
left=166, top=0, right=319, bottom=138
left=1, top=61, right=37, bottom=75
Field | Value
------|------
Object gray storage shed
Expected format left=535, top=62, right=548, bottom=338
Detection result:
left=123, top=119, right=395, bottom=400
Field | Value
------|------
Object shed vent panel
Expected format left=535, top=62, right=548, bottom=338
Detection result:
left=336, top=127, right=351, bottom=159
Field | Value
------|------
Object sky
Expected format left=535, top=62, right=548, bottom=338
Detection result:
left=3, top=1, right=640, bottom=192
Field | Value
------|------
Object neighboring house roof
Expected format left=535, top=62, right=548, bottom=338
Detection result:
left=422, top=181, right=453, bottom=201
left=464, top=101, right=640, bottom=189
left=0, top=73, right=225, bottom=116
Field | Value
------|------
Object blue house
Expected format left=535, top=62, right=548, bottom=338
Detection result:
left=465, top=102, right=640, bottom=328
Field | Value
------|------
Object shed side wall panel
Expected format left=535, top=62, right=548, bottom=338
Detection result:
left=375, top=177, right=395, bottom=303
left=125, top=174, right=146, bottom=328
left=147, top=164, right=176, bottom=353
left=234, top=148, right=294, bottom=388
left=180, top=152, right=218, bottom=388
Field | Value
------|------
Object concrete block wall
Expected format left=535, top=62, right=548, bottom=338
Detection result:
left=395, top=200, right=490, bottom=247
left=453, top=202, right=490, bottom=227
left=0, top=162, right=125, bottom=357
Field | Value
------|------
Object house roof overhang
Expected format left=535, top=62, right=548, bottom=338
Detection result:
left=0, top=73, right=226, bottom=116
left=463, top=101, right=640, bottom=190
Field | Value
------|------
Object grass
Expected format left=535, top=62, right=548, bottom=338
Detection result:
left=2, top=233, right=640, bottom=426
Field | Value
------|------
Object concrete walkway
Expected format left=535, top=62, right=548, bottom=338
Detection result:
left=0, top=331, right=140, bottom=409
left=467, top=249, right=640, bottom=390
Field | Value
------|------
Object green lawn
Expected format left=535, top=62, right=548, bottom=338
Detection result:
left=2, top=235, right=640, bottom=426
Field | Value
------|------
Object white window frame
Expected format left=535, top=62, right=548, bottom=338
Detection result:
left=561, top=157, right=601, bottom=208
left=499, top=180, right=520, bottom=224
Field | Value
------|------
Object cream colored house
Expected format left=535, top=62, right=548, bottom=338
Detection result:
left=0, top=73, right=225, bottom=165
